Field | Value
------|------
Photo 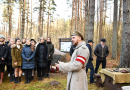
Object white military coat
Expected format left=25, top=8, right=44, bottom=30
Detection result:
left=59, top=41, right=89, bottom=90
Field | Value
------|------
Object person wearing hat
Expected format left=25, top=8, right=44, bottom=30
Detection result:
left=35, top=37, right=49, bottom=81
left=0, top=35, right=8, bottom=83
left=94, top=38, right=109, bottom=73
left=55, top=31, right=89, bottom=90
left=31, top=39, right=37, bottom=80
left=86, top=40, right=95, bottom=83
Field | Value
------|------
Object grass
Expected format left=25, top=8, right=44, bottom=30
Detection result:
left=0, top=72, right=67, bottom=90
left=0, top=54, right=118, bottom=90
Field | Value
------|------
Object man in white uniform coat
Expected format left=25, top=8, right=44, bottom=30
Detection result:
left=55, top=31, right=89, bottom=90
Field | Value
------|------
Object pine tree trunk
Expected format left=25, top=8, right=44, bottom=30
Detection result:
left=47, top=1, right=50, bottom=37
left=19, top=0, right=22, bottom=37
left=77, top=0, right=79, bottom=31
left=99, top=0, right=103, bottom=42
left=30, top=0, right=32, bottom=39
left=88, top=0, right=95, bottom=40
left=112, top=0, right=118, bottom=59
left=74, top=0, right=77, bottom=30
left=96, top=0, right=99, bottom=44
left=8, top=0, right=12, bottom=37
left=41, top=0, right=45, bottom=37
left=79, top=0, right=82, bottom=32
left=117, top=0, right=122, bottom=55
left=85, top=0, right=89, bottom=42
left=20, top=0, right=26, bottom=39
left=38, top=0, right=42, bottom=37
left=119, top=0, right=130, bottom=68
left=26, top=0, right=29, bottom=38
left=17, top=16, right=19, bottom=37
left=71, top=0, right=74, bottom=33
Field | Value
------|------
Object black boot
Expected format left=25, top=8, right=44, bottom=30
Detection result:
left=17, top=77, right=21, bottom=83
left=45, top=74, right=48, bottom=78
left=14, top=77, right=17, bottom=84
left=25, top=79, right=28, bottom=84
left=38, top=77, right=41, bottom=81
left=13, top=76, right=15, bottom=81
left=47, top=74, right=50, bottom=78
left=28, top=78, right=31, bottom=84
left=41, top=77, right=43, bottom=81
left=31, top=76, right=33, bottom=80
left=10, top=76, right=13, bottom=82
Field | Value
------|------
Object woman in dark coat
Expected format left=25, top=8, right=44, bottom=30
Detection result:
left=0, top=35, right=8, bottom=83
left=35, top=37, right=49, bottom=81
left=7, top=38, right=15, bottom=82
left=22, top=39, right=35, bottom=84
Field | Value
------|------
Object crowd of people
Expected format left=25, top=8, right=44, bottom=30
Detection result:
left=0, top=30, right=109, bottom=90
left=0, top=35, right=54, bottom=84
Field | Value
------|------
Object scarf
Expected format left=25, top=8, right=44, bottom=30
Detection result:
left=47, top=42, right=51, bottom=44
left=100, top=43, right=105, bottom=48
left=0, top=42, right=3, bottom=45
left=17, top=45, right=20, bottom=49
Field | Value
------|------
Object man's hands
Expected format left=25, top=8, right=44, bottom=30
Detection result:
left=27, top=59, right=29, bottom=61
left=55, top=61, right=61, bottom=68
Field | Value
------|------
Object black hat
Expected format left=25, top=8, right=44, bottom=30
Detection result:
left=88, top=40, right=94, bottom=43
left=101, top=38, right=106, bottom=42
left=31, top=39, right=36, bottom=43
left=31, top=39, right=35, bottom=41
left=15, top=37, right=20, bottom=42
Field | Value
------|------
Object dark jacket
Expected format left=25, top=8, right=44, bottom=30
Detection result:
left=86, top=44, right=94, bottom=68
left=7, top=44, right=12, bottom=65
left=0, top=43, right=8, bottom=64
left=94, top=44, right=109, bottom=60
left=47, top=42, right=54, bottom=61
left=22, top=44, right=35, bottom=69
left=6, top=41, right=9, bottom=45
left=35, top=43, right=49, bottom=68
left=11, top=44, right=23, bottom=67
left=70, top=45, right=76, bottom=56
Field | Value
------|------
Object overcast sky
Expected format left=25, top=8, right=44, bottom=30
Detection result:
left=0, top=0, right=115, bottom=30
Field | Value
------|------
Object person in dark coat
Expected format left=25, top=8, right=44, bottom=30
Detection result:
left=70, top=45, right=76, bottom=56
left=6, top=36, right=11, bottom=77
left=94, top=38, right=109, bottom=73
left=46, top=37, right=54, bottom=78
left=86, top=40, right=94, bottom=83
left=0, top=35, right=8, bottom=83
left=22, top=39, right=35, bottom=84
left=35, top=37, right=49, bottom=81
left=7, top=38, right=15, bottom=82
